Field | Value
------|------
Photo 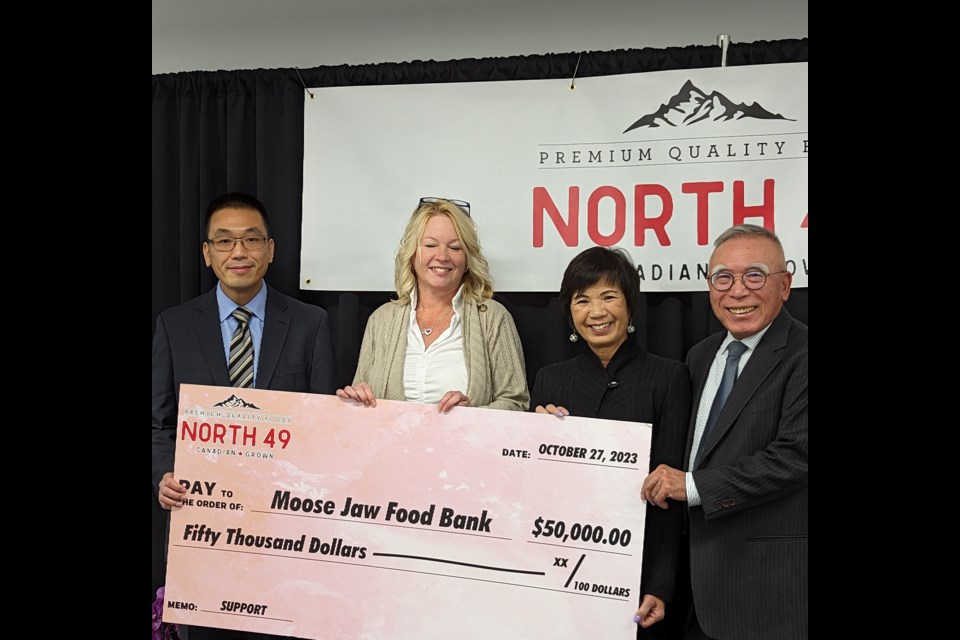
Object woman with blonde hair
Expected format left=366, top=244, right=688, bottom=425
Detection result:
left=336, top=198, right=529, bottom=413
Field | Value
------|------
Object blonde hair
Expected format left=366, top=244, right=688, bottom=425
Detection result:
left=393, top=199, right=494, bottom=305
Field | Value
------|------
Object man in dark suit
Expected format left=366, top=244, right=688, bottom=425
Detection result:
left=152, top=192, right=336, bottom=639
left=639, top=224, right=807, bottom=640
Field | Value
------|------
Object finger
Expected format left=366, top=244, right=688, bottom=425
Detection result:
left=641, top=484, right=657, bottom=503
left=649, top=480, right=665, bottom=508
left=161, top=473, right=185, bottom=495
left=534, top=405, right=550, bottom=414
left=336, top=386, right=359, bottom=401
left=547, top=404, right=567, bottom=417
left=640, top=473, right=659, bottom=501
left=341, top=384, right=375, bottom=407
left=640, top=607, right=664, bottom=627
left=438, top=391, right=460, bottom=413
left=654, top=484, right=671, bottom=509
left=158, top=489, right=181, bottom=509
left=356, top=384, right=377, bottom=407
left=635, top=595, right=663, bottom=628
left=437, top=392, right=454, bottom=413
left=542, top=404, right=567, bottom=418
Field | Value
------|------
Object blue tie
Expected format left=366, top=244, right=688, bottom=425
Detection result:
left=694, top=341, right=747, bottom=469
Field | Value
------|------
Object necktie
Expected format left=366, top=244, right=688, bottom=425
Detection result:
left=694, top=341, right=747, bottom=469
left=228, top=307, right=254, bottom=388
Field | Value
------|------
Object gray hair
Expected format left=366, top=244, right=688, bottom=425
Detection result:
left=713, top=223, right=783, bottom=248
left=712, top=224, right=786, bottom=269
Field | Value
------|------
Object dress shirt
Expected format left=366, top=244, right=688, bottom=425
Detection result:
left=215, top=283, right=267, bottom=388
left=686, top=323, right=770, bottom=505
left=403, top=286, right=468, bottom=403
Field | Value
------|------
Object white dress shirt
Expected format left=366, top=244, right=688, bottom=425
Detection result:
left=403, top=286, right=468, bottom=403
left=686, top=323, right=771, bottom=505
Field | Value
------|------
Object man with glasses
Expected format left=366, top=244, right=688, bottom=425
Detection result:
left=152, top=192, right=336, bottom=639
left=638, top=224, right=807, bottom=640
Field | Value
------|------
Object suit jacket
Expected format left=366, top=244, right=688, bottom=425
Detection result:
left=531, top=337, right=691, bottom=620
left=151, top=285, right=337, bottom=489
left=685, top=308, right=808, bottom=640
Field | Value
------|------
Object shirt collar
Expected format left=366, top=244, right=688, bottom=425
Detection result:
left=720, top=322, right=771, bottom=354
left=409, top=285, right=465, bottom=316
left=216, top=282, right=268, bottom=322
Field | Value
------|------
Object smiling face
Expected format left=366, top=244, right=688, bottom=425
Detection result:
left=708, top=235, right=792, bottom=339
left=570, top=279, right=630, bottom=362
left=202, top=206, right=275, bottom=305
left=413, top=214, right=466, bottom=297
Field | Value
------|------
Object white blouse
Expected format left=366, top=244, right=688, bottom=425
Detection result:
left=403, top=286, right=469, bottom=403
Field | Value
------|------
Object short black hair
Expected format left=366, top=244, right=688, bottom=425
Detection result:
left=558, top=246, right=640, bottom=325
left=204, top=192, right=271, bottom=237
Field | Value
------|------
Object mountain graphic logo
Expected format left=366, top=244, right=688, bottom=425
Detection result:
left=623, top=79, right=795, bottom=133
left=213, top=394, right=261, bottom=409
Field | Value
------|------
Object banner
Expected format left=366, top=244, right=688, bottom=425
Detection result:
left=301, top=62, right=807, bottom=292
left=163, top=385, right=654, bottom=639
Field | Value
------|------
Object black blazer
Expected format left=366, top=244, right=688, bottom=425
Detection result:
left=531, top=338, right=691, bottom=610
left=151, top=285, right=336, bottom=489
left=685, top=308, right=808, bottom=640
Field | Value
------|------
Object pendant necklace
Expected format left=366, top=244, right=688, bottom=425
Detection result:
left=418, top=304, right=453, bottom=336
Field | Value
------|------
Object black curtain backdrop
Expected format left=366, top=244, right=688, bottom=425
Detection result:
left=151, top=39, right=809, bottom=601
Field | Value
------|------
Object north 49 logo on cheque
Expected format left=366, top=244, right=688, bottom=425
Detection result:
left=180, top=392, right=293, bottom=452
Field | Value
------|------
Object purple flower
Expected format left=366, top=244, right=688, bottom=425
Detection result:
left=152, top=586, right=180, bottom=640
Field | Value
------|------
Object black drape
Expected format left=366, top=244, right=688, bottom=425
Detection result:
left=151, top=39, right=809, bottom=601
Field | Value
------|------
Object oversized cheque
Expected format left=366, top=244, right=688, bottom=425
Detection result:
left=163, top=384, right=653, bottom=639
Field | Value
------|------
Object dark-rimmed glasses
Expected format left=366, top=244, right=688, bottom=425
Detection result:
left=419, top=197, right=471, bottom=216
left=709, top=270, right=788, bottom=291
left=205, top=235, right=271, bottom=252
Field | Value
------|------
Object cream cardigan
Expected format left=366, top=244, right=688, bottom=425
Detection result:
left=353, top=297, right=529, bottom=411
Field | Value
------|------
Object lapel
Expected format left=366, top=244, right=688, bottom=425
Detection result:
left=696, top=309, right=793, bottom=465
left=194, top=289, right=232, bottom=387
left=383, top=302, right=409, bottom=395
left=257, top=286, right=291, bottom=389
left=571, top=338, right=639, bottom=418
left=684, top=332, right=724, bottom=469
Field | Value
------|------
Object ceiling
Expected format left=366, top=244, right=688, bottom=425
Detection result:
left=153, top=0, right=808, bottom=75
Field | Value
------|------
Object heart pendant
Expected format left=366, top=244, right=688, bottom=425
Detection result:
left=421, top=328, right=432, bottom=336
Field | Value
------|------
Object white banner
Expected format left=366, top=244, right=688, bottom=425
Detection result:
left=301, top=63, right=807, bottom=292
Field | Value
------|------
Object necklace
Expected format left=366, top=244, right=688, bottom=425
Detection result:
left=417, top=305, right=453, bottom=336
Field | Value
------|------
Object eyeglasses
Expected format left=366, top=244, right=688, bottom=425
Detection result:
left=709, top=270, right=788, bottom=291
left=206, top=235, right=270, bottom=252
left=419, top=197, right=471, bottom=217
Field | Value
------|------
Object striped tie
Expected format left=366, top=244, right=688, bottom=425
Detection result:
left=228, top=307, right=255, bottom=388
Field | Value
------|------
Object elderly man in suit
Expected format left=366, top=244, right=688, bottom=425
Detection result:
left=152, top=192, right=336, bottom=639
left=639, top=223, right=807, bottom=640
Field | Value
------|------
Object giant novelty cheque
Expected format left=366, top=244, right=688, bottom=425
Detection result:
left=163, top=384, right=654, bottom=639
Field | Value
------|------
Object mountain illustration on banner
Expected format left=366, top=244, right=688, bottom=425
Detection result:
left=623, top=79, right=795, bottom=132
left=213, top=394, right=261, bottom=409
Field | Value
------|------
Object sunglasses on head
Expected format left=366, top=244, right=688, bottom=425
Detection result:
left=419, top=197, right=471, bottom=217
